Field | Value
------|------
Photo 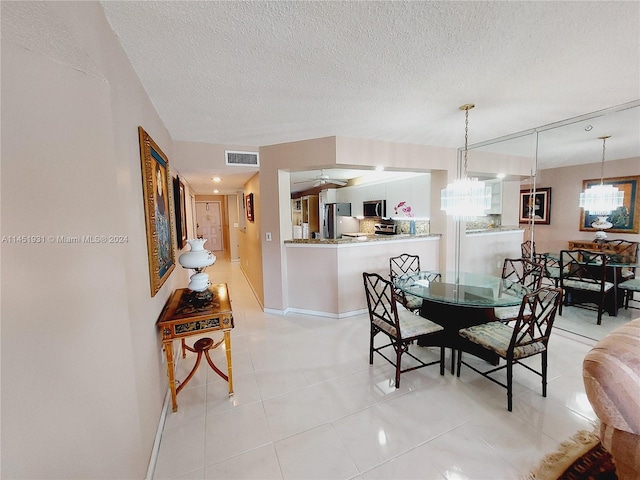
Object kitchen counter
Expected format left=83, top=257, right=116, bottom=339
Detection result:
left=465, top=226, right=523, bottom=235
left=284, top=233, right=440, bottom=245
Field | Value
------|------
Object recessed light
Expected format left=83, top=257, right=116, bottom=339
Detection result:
left=212, top=176, right=221, bottom=182
left=213, top=189, right=219, bottom=194
left=496, top=173, right=506, bottom=179
left=584, top=125, right=593, bottom=131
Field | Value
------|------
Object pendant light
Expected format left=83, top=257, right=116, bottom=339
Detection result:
left=441, top=104, right=492, bottom=220
left=579, top=135, right=624, bottom=216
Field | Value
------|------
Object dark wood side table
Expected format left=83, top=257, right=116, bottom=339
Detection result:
left=157, top=283, right=234, bottom=412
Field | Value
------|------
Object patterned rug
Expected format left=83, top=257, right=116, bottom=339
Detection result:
left=523, top=429, right=618, bottom=480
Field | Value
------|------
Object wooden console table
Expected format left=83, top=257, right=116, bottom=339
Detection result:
left=157, top=283, right=234, bottom=412
left=568, top=240, right=636, bottom=261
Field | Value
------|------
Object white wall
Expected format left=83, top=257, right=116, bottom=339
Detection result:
left=1, top=3, right=188, bottom=477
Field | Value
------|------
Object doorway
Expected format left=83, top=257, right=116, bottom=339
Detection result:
left=195, top=201, right=223, bottom=251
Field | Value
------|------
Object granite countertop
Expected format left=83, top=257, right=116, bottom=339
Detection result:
left=465, top=226, right=523, bottom=234
left=285, top=233, right=440, bottom=245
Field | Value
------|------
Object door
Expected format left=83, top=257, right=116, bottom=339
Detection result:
left=195, top=201, right=223, bottom=251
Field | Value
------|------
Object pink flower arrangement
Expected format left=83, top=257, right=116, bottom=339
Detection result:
left=394, top=201, right=414, bottom=217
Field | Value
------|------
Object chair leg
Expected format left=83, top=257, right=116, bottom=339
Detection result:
left=395, top=343, right=403, bottom=388
left=369, top=330, right=375, bottom=365
left=456, top=351, right=462, bottom=377
left=507, top=360, right=513, bottom=412
left=450, top=349, right=456, bottom=374
left=542, top=351, right=548, bottom=398
left=440, top=347, right=445, bottom=376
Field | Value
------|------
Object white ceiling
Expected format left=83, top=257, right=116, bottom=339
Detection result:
left=6, top=1, right=639, bottom=194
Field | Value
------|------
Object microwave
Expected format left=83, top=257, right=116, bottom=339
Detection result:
left=363, top=200, right=386, bottom=217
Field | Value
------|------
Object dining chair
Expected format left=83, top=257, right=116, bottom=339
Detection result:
left=521, top=240, right=545, bottom=262
left=494, top=258, right=544, bottom=322
left=601, top=239, right=638, bottom=280
left=619, top=278, right=640, bottom=309
left=363, top=272, right=445, bottom=388
left=559, top=249, right=614, bottom=325
left=457, top=287, right=562, bottom=411
left=521, top=241, right=560, bottom=287
left=389, top=253, right=424, bottom=313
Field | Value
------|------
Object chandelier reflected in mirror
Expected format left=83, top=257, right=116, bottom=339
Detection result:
left=441, top=104, right=492, bottom=220
left=579, top=135, right=624, bottom=240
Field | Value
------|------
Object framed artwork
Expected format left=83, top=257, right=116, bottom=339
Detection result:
left=246, top=193, right=254, bottom=222
left=519, top=187, right=551, bottom=225
left=138, top=126, right=176, bottom=296
left=173, top=175, right=188, bottom=249
left=579, top=175, right=640, bottom=234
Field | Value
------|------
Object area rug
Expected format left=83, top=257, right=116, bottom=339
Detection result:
left=523, top=428, right=618, bottom=480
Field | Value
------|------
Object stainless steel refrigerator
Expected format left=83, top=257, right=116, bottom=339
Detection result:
left=323, top=203, right=351, bottom=239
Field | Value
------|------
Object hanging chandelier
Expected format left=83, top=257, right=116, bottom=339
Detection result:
left=441, top=104, right=492, bottom=220
left=579, top=135, right=624, bottom=216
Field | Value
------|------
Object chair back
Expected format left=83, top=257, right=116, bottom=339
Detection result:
left=521, top=240, right=535, bottom=259
left=363, top=272, right=401, bottom=339
left=601, top=239, right=638, bottom=263
left=389, top=254, right=421, bottom=282
left=559, top=249, right=607, bottom=292
left=501, top=257, right=544, bottom=292
left=509, top=287, right=562, bottom=356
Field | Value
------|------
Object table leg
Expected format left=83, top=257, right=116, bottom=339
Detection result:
left=163, top=341, right=178, bottom=412
left=224, top=330, right=233, bottom=396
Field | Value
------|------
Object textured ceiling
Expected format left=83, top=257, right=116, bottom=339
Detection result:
left=4, top=2, right=638, bottom=194
left=99, top=1, right=639, bottom=193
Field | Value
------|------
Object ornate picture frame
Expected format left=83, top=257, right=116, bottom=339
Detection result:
left=138, top=126, right=176, bottom=296
left=173, top=175, right=188, bottom=249
left=579, top=175, right=639, bottom=234
left=246, top=193, right=254, bottom=222
left=519, top=187, right=551, bottom=225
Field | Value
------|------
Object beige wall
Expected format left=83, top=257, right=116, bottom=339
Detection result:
left=1, top=2, right=188, bottom=477
left=239, top=173, right=265, bottom=306
left=526, top=157, right=640, bottom=253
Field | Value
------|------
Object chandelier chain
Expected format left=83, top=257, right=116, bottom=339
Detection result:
left=600, top=136, right=606, bottom=185
left=463, top=107, right=469, bottom=175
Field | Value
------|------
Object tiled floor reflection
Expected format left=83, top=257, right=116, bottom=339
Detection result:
left=152, top=256, right=637, bottom=479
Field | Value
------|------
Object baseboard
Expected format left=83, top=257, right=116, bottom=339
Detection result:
left=265, top=306, right=368, bottom=319
left=146, top=388, right=170, bottom=479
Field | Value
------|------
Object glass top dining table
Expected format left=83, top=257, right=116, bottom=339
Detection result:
left=394, top=271, right=529, bottom=308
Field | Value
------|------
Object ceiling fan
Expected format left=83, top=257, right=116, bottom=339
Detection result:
left=294, top=170, right=348, bottom=187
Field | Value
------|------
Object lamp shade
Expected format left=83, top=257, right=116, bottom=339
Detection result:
left=579, top=183, right=624, bottom=216
left=440, top=177, right=492, bottom=220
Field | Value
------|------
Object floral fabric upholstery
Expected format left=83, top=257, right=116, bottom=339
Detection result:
left=372, top=307, right=443, bottom=339
left=619, top=278, right=640, bottom=293
left=459, top=321, right=545, bottom=360
left=563, top=278, right=614, bottom=292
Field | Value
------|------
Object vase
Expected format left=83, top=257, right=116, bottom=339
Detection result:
left=409, top=220, right=416, bottom=235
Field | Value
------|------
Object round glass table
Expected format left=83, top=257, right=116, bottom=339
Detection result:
left=394, top=271, right=531, bottom=371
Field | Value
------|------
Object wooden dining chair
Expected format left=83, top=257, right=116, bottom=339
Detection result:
left=389, top=253, right=424, bottom=313
left=363, top=272, right=445, bottom=388
left=521, top=240, right=546, bottom=262
left=457, top=287, right=562, bottom=411
left=494, top=258, right=544, bottom=322
left=601, top=239, right=638, bottom=280
left=559, top=249, right=614, bottom=325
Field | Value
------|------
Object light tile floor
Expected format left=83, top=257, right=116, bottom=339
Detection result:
left=152, top=256, right=638, bottom=480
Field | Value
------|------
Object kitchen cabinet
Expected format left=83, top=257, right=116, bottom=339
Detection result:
left=486, top=179, right=502, bottom=214
left=292, top=195, right=319, bottom=238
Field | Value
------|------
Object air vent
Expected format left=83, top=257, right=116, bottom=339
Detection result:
left=225, top=150, right=259, bottom=166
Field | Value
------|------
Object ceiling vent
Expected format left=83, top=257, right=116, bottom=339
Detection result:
left=225, top=150, right=259, bottom=167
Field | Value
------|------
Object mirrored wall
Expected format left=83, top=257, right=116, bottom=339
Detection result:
left=468, top=100, right=640, bottom=340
